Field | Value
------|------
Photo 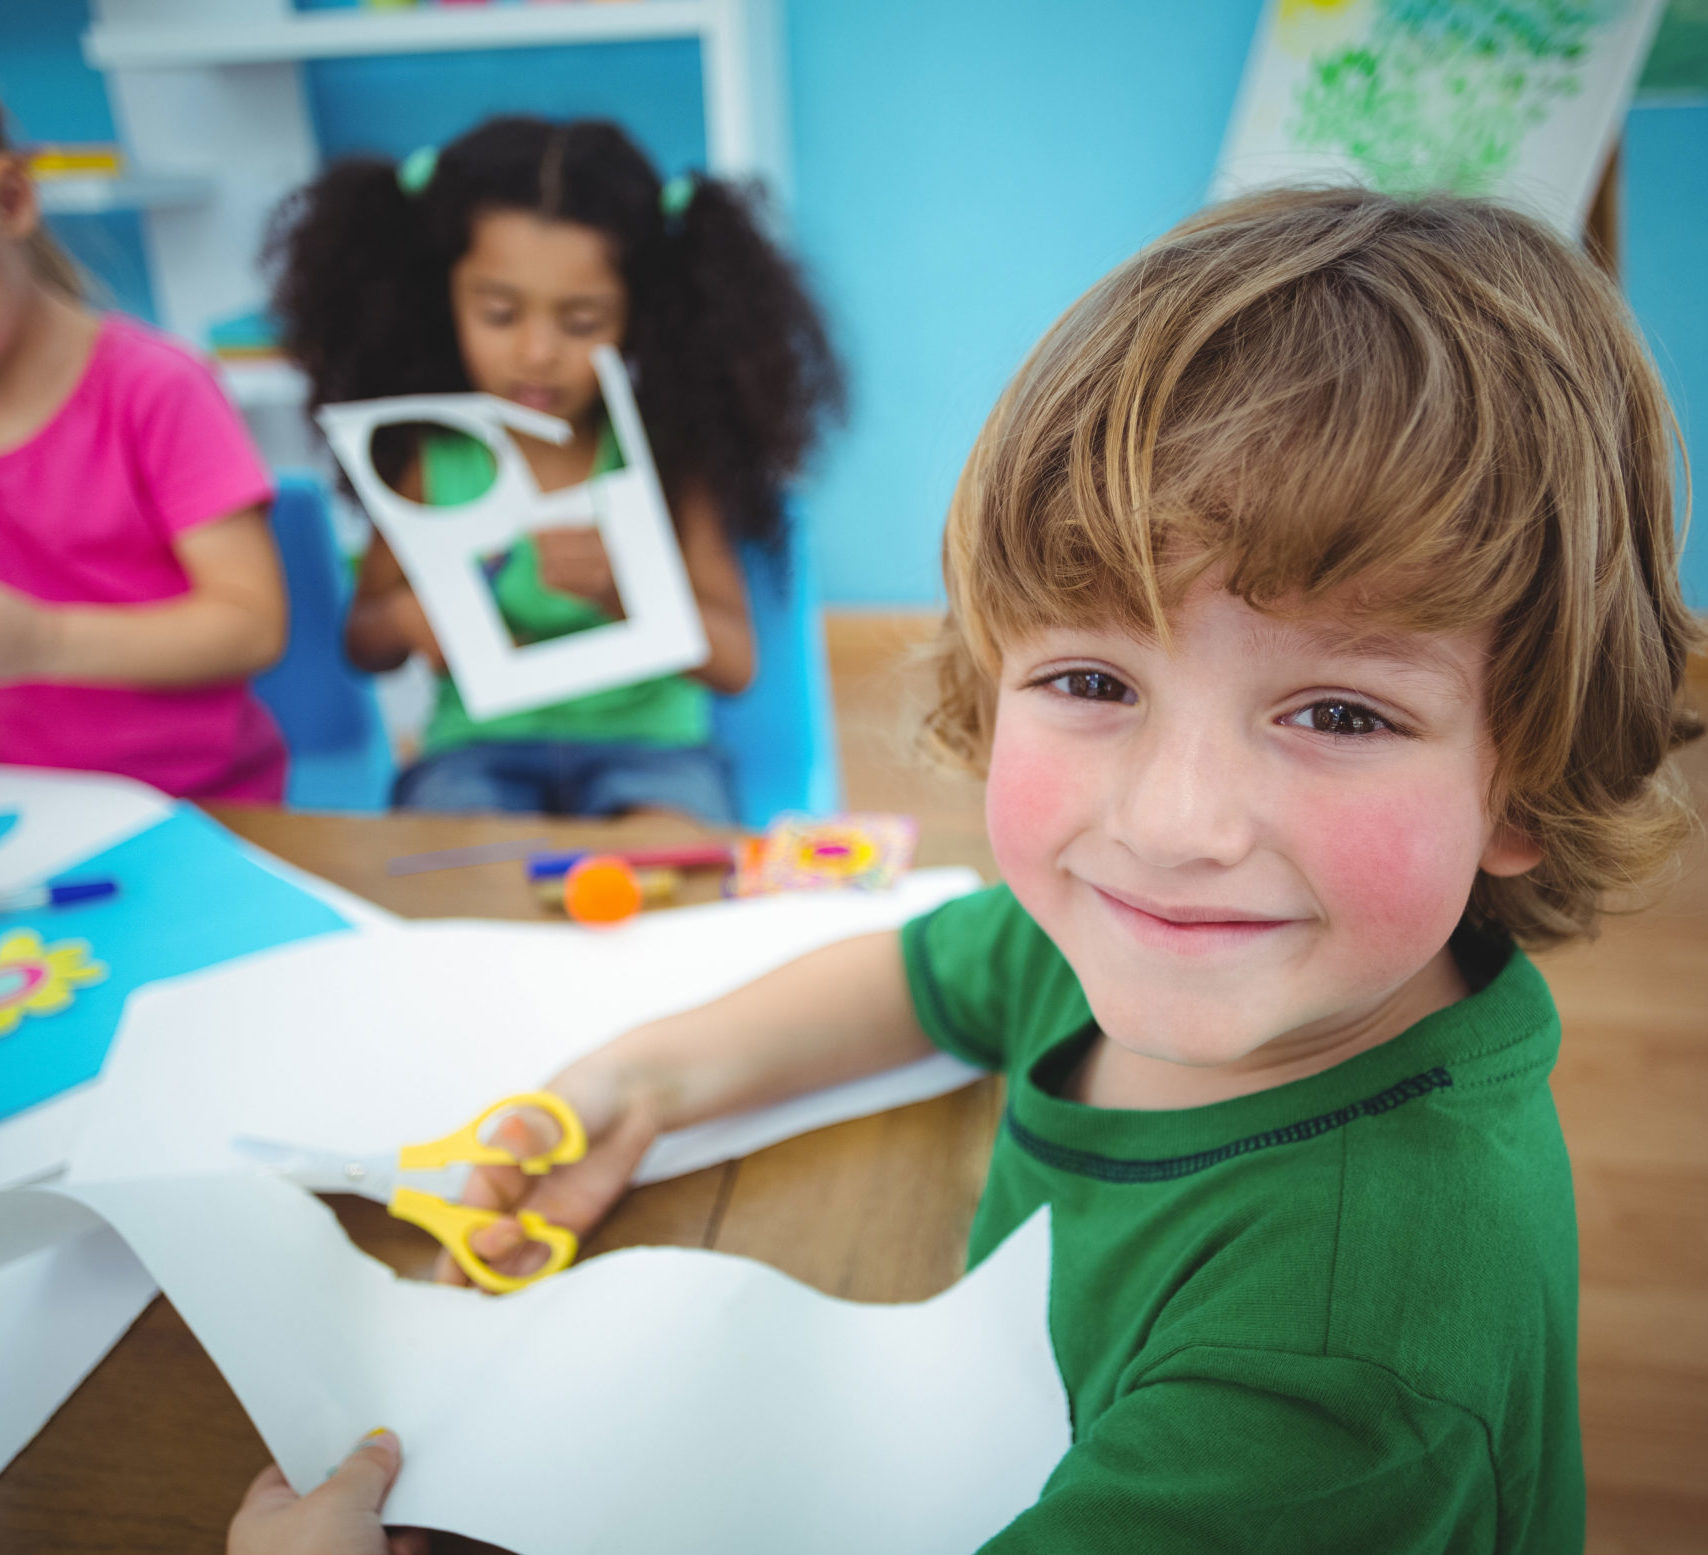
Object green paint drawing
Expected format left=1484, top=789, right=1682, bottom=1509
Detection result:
left=1288, top=0, right=1632, bottom=197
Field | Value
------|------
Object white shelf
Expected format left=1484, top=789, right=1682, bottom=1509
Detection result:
left=38, top=173, right=214, bottom=215
left=85, top=2, right=713, bottom=70
left=219, top=358, right=309, bottom=411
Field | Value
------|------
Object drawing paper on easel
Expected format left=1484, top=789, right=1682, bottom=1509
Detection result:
left=317, top=347, right=708, bottom=721
left=1213, top=0, right=1668, bottom=234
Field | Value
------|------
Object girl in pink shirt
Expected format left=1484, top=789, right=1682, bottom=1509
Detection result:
left=0, top=114, right=288, bottom=804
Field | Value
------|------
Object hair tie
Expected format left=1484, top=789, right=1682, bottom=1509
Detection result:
left=397, top=145, right=439, bottom=198
left=659, top=172, right=696, bottom=227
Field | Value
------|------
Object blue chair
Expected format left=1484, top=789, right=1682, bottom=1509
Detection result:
left=253, top=474, right=395, bottom=812
left=715, top=525, right=843, bottom=830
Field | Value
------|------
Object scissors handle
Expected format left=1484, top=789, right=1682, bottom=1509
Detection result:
left=397, top=1091, right=589, bottom=1176
left=390, top=1187, right=578, bottom=1295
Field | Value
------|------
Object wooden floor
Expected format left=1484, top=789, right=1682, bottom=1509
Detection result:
left=823, top=612, right=1708, bottom=1555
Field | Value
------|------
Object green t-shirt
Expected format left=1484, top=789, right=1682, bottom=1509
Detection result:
left=419, top=427, right=711, bottom=754
left=901, top=885, right=1582, bottom=1553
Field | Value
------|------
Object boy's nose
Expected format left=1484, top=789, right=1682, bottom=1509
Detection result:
left=1107, top=719, right=1257, bottom=870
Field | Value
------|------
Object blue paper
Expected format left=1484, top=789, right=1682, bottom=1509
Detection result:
left=0, top=807, right=350, bottom=1121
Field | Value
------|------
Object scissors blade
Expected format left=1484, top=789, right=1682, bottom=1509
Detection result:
left=231, top=1135, right=399, bottom=1203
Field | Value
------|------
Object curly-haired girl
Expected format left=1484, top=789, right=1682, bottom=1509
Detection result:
left=268, top=117, right=842, bottom=821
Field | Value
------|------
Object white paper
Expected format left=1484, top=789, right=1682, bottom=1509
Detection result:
left=0, top=1224, right=157, bottom=1468
left=0, top=767, right=397, bottom=1471
left=69, top=870, right=984, bottom=1188
left=0, top=788, right=395, bottom=1194
left=317, top=348, right=708, bottom=721
left=1213, top=0, right=1667, bottom=233
left=0, top=1176, right=1067, bottom=1553
left=1, top=871, right=989, bottom=1487
left=0, top=765, right=171, bottom=894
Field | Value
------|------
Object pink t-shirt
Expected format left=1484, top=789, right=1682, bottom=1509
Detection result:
left=0, top=314, right=285, bottom=802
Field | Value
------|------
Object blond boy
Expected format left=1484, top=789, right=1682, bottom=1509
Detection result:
left=234, top=189, right=1698, bottom=1553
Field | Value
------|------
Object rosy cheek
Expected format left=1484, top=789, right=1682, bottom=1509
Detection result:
left=1290, top=784, right=1484, bottom=969
left=985, top=717, right=1069, bottom=884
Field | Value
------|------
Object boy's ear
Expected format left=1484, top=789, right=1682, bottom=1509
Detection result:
left=1480, top=821, right=1542, bottom=878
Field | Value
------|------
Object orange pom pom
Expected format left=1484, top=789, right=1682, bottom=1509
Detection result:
left=563, top=856, right=644, bottom=925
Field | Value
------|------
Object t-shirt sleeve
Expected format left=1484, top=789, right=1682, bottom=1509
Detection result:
left=977, top=1348, right=1499, bottom=1553
left=901, top=885, right=1065, bottom=1070
left=126, top=337, right=273, bottom=537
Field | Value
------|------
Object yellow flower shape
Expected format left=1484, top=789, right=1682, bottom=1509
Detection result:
left=0, top=929, right=108, bottom=1037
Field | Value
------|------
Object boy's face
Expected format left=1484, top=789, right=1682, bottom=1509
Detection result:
left=985, top=579, right=1540, bottom=1102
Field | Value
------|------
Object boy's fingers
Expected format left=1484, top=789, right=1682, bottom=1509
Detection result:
left=459, top=1162, right=523, bottom=1215
left=388, top=1530, right=431, bottom=1555
left=435, top=1216, right=532, bottom=1287
left=314, top=1430, right=401, bottom=1513
left=468, top=1217, right=527, bottom=1263
left=433, top=1245, right=470, bottom=1287
left=235, top=1461, right=294, bottom=1515
left=492, top=1106, right=561, bottom=1159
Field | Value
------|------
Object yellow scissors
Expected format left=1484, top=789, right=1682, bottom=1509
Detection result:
left=234, top=1092, right=588, bottom=1294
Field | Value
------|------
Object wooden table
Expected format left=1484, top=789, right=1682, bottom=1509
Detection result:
left=0, top=809, right=1000, bottom=1555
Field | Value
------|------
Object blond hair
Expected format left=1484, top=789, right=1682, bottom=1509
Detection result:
left=930, top=187, right=1700, bottom=948
left=0, top=107, right=84, bottom=301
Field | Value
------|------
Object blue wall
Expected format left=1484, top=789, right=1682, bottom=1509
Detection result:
left=3, top=0, right=1704, bottom=607
left=0, top=0, right=159, bottom=322
left=785, top=1, right=1708, bottom=607
left=1625, top=101, right=1708, bottom=608
left=787, top=0, right=1261, bottom=604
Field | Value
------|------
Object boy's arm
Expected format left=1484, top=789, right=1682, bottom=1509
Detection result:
left=0, top=506, right=286, bottom=686
left=443, top=929, right=935, bottom=1284
left=975, top=1350, right=1503, bottom=1553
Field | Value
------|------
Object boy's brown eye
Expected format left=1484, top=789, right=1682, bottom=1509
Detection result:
left=1307, top=702, right=1386, bottom=736
left=1052, top=670, right=1134, bottom=703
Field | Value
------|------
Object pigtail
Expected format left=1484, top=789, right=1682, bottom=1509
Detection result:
left=629, top=173, right=844, bottom=551
left=265, top=117, right=843, bottom=544
left=0, top=104, right=85, bottom=301
left=264, top=158, right=465, bottom=414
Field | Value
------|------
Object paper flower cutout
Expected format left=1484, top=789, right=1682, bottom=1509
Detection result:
left=0, top=929, right=107, bottom=1036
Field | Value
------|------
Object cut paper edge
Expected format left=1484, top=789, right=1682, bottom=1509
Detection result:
left=1, top=1175, right=1068, bottom=1555
left=0, top=1222, right=157, bottom=1470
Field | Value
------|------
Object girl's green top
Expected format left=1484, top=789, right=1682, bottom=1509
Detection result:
left=419, top=427, right=711, bottom=754
left=902, top=884, right=1583, bottom=1553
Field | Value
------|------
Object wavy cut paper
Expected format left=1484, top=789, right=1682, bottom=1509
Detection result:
left=0, top=1175, right=1068, bottom=1554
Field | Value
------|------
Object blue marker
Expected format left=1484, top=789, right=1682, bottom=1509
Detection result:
left=0, top=879, right=119, bottom=914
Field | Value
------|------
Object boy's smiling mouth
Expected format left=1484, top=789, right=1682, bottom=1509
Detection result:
left=1088, top=882, right=1299, bottom=954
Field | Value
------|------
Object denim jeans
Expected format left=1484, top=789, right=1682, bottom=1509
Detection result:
left=391, top=740, right=738, bottom=825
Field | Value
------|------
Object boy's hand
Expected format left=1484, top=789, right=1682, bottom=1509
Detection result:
left=533, top=527, right=624, bottom=617
left=0, top=583, right=55, bottom=683
left=228, top=1430, right=426, bottom=1555
left=436, top=1068, right=661, bottom=1288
